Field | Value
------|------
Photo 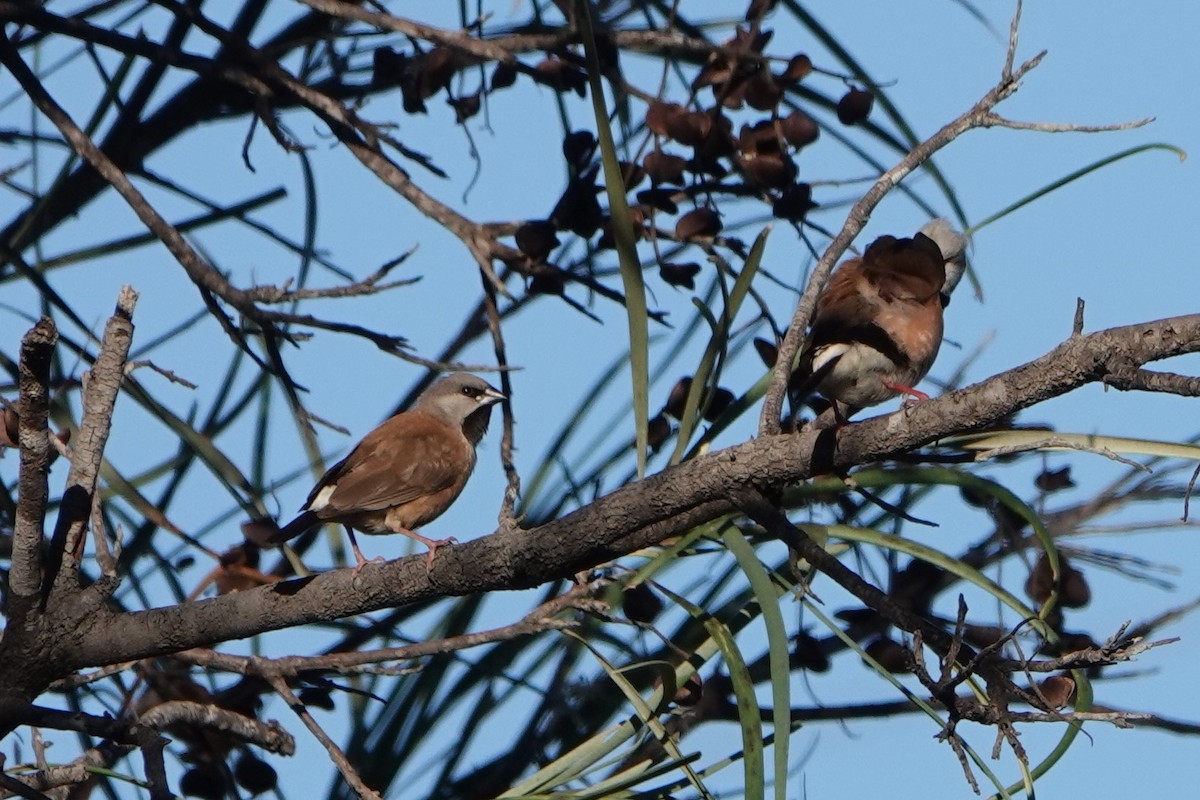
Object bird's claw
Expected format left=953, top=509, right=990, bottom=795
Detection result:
left=422, top=536, right=459, bottom=571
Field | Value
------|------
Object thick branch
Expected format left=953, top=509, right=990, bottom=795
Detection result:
left=50, top=313, right=1200, bottom=671
left=49, top=287, right=137, bottom=582
left=10, top=318, right=56, bottom=602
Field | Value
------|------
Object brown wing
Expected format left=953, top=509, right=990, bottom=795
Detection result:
left=860, top=233, right=944, bottom=303
left=306, top=411, right=474, bottom=516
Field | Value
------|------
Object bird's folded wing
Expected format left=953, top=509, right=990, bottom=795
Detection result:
left=316, top=420, right=472, bottom=515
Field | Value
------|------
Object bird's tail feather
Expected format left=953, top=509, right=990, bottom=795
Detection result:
left=267, top=510, right=321, bottom=544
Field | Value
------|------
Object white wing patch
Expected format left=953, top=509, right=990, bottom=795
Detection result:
left=308, top=483, right=337, bottom=512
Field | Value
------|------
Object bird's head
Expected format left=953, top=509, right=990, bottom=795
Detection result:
left=917, top=218, right=969, bottom=305
left=419, top=372, right=505, bottom=443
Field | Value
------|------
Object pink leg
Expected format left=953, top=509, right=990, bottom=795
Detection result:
left=393, top=526, right=458, bottom=571
left=345, top=527, right=385, bottom=577
left=882, top=380, right=929, bottom=407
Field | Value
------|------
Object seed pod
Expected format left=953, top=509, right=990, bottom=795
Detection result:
left=753, top=337, right=778, bottom=367
left=865, top=636, right=911, bottom=673
left=515, top=221, right=560, bottom=262
left=663, top=377, right=693, bottom=419
left=234, top=752, right=278, bottom=795
left=779, top=53, right=813, bottom=83
left=665, top=110, right=713, bottom=147
left=448, top=92, right=481, bottom=123
left=643, top=150, right=688, bottom=186
left=673, top=673, right=704, bottom=706
left=836, top=87, right=874, bottom=125
left=1037, top=675, right=1076, bottom=709
left=772, top=182, right=814, bottom=222
left=793, top=629, right=830, bottom=673
left=490, top=60, right=518, bottom=90
left=702, top=388, right=735, bottom=421
left=622, top=583, right=665, bottom=623
left=674, top=206, right=722, bottom=240
left=647, top=413, right=672, bottom=453
left=659, top=262, right=702, bottom=290
left=780, top=110, right=820, bottom=147
left=646, top=101, right=684, bottom=137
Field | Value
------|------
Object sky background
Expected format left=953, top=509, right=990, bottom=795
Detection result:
left=2, top=1, right=1200, bottom=798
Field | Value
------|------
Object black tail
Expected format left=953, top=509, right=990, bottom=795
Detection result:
left=268, top=510, right=321, bottom=544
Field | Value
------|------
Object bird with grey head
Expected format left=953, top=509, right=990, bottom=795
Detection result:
left=268, top=372, right=505, bottom=570
left=787, top=218, right=968, bottom=423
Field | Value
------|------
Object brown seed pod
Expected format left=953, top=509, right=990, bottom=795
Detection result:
left=659, top=262, right=702, bottom=291
left=646, top=101, right=684, bottom=137
left=752, top=337, right=779, bottom=367
left=637, top=187, right=680, bottom=214
left=779, top=53, right=813, bottom=83
left=643, top=150, right=688, bottom=186
left=1060, top=558, right=1092, bottom=609
left=1037, top=675, right=1076, bottom=710
left=234, top=752, right=278, bottom=795
left=673, top=673, right=704, bottom=706
left=780, top=110, right=820, bottom=147
left=421, top=48, right=459, bottom=99
left=793, top=629, right=830, bottom=673
left=448, top=92, right=481, bottom=123
left=622, top=582, right=665, bottom=623
left=836, top=87, right=874, bottom=125
left=674, top=206, right=722, bottom=240
left=744, top=72, right=782, bottom=110
left=562, top=130, right=597, bottom=172
left=772, top=182, right=815, bottom=222
left=534, top=57, right=586, bottom=96
left=528, top=269, right=566, bottom=296
left=664, top=377, right=693, bottom=419
left=490, top=60, right=518, bottom=90
left=0, top=405, right=17, bottom=448
left=647, top=413, right=672, bottom=452
left=702, top=388, right=735, bottom=421
left=1024, top=551, right=1055, bottom=604
left=1035, top=466, right=1076, bottom=493
left=865, top=636, right=911, bottom=673
left=619, top=161, right=647, bottom=191
left=371, top=46, right=406, bottom=88
left=180, top=765, right=226, bottom=800
left=550, top=167, right=603, bottom=237
left=515, top=220, right=561, bottom=262
left=665, top=110, right=713, bottom=147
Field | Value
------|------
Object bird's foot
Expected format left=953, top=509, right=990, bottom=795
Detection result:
left=882, top=380, right=929, bottom=409
left=415, top=534, right=459, bottom=571
left=351, top=553, right=386, bottom=579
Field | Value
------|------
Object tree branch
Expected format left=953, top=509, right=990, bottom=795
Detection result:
left=42, top=312, right=1199, bottom=674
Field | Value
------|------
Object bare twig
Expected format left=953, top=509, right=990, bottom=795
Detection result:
left=265, top=674, right=382, bottom=800
left=124, top=360, right=198, bottom=389
left=139, top=701, right=296, bottom=754
left=971, top=435, right=1151, bottom=472
left=173, top=591, right=598, bottom=676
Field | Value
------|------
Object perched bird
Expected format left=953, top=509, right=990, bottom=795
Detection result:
left=789, top=219, right=967, bottom=422
left=269, top=373, right=504, bottom=570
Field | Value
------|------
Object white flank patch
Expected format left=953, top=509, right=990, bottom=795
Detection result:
left=309, top=484, right=337, bottom=512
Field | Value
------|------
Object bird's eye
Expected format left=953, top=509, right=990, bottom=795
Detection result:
left=461, top=386, right=478, bottom=397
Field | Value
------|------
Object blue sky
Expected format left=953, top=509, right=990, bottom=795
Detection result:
left=2, top=1, right=1199, bottom=797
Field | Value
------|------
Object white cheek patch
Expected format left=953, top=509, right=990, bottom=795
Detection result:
left=308, top=483, right=337, bottom=512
